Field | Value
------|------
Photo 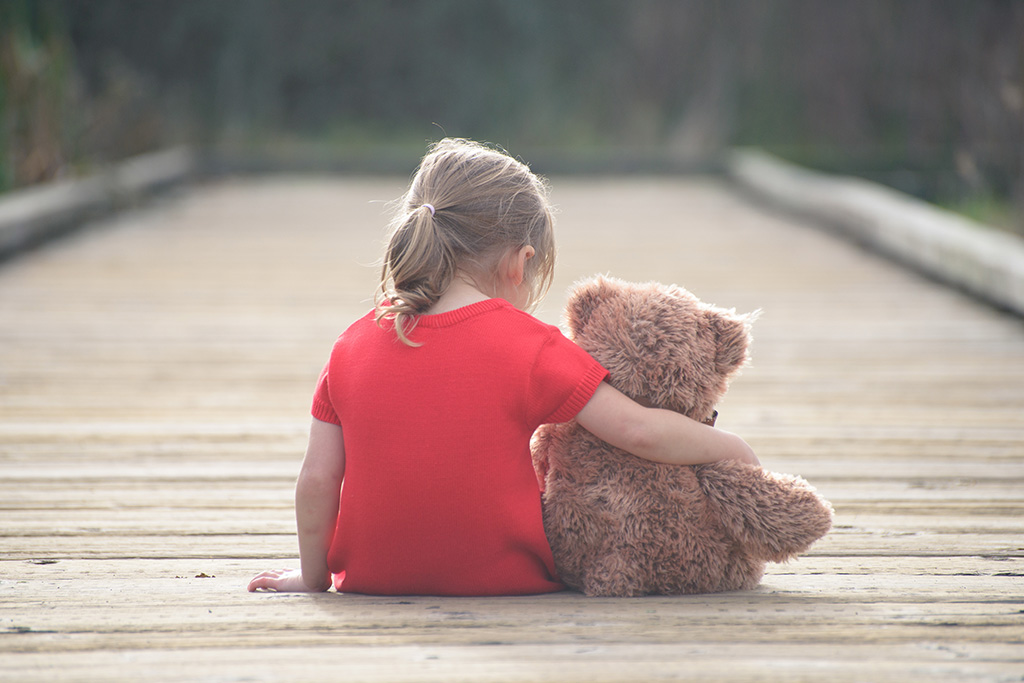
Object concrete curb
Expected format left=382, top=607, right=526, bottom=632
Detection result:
left=726, top=149, right=1024, bottom=318
left=0, top=147, right=198, bottom=262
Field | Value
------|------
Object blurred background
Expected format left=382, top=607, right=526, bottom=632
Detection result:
left=1, top=0, right=1022, bottom=233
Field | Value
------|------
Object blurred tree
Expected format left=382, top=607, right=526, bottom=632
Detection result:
left=0, top=0, right=75, bottom=188
left=732, top=0, right=1024, bottom=222
left=2, top=0, right=1022, bottom=232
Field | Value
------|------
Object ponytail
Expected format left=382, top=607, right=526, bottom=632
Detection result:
left=377, top=204, right=457, bottom=346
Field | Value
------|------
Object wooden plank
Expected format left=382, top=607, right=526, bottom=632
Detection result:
left=3, top=560, right=1021, bottom=657
left=3, top=482, right=1020, bottom=513
left=3, top=505, right=1023, bottom=535
left=2, top=531, right=1021, bottom=561
left=2, top=645, right=1019, bottom=683
left=2, top=560, right=1021, bottom=681
left=1, top=177, right=1023, bottom=681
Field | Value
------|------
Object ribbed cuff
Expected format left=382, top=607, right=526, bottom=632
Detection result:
left=548, top=362, right=609, bottom=424
left=311, top=396, right=342, bottom=426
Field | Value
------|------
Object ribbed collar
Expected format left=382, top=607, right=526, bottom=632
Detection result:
left=412, top=298, right=511, bottom=328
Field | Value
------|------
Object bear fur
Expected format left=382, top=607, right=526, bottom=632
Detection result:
left=533, top=275, right=833, bottom=596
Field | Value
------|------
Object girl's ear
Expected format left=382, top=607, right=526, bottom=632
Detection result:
left=507, top=245, right=535, bottom=286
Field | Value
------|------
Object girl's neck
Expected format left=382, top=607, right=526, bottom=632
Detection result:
left=426, top=277, right=492, bottom=315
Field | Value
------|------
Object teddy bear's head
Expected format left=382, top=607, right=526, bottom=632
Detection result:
left=564, top=275, right=755, bottom=423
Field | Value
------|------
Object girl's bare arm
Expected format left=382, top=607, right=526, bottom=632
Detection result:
left=248, top=418, right=345, bottom=592
left=576, top=382, right=759, bottom=467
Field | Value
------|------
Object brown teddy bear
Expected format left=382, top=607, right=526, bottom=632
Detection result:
left=533, top=275, right=833, bottom=596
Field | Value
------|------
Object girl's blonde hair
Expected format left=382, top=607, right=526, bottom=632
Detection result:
left=376, top=138, right=556, bottom=345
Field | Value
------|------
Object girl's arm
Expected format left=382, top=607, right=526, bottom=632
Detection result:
left=247, top=418, right=346, bottom=592
left=576, top=382, right=759, bottom=467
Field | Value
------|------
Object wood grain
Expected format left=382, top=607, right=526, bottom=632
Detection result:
left=1, top=176, right=1022, bottom=682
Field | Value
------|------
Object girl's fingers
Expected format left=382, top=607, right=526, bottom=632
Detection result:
left=247, top=569, right=292, bottom=592
left=247, top=576, right=275, bottom=592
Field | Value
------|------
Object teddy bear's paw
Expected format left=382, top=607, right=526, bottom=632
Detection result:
left=696, top=461, right=834, bottom=562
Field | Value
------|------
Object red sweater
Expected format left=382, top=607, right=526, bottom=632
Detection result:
left=311, top=299, right=608, bottom=596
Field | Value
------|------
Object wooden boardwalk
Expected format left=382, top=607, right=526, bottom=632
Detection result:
left=1, top=176, right=1022, bottom=682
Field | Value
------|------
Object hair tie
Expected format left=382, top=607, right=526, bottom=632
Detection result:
left=422, top=203, right=436, bottom=217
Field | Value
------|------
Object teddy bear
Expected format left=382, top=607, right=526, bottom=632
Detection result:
left=532, top=275, right=833, bottom=596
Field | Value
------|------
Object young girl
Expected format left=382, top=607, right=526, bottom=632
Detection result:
left=247, top=138, right=758, bottom=596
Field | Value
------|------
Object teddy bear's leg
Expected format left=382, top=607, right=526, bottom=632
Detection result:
left=577, top=516, right=733, bottom=597
left=649, top=528, right=737, bottom=595
left=579, top=547, right=652, bottom=597
left=541, top=485, right=617, bottom=594
left=541, top=506, right=585, bottom=591
left=714, top=552, right=766, bottom=592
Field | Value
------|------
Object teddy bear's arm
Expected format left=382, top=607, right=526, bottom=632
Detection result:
left=576, top=383, right=759, bottom=467
left=696, top=461, right=833, bottom=562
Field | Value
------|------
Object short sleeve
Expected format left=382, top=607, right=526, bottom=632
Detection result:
left=527, top=330, right=609, bottom=426
left=311, top=361, right=342, bottom=425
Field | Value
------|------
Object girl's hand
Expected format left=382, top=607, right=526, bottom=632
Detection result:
left=248, top=419, right=344, bottom=595
left=730, top=436, right=761, bottom=467
left=247, top=568, right=328, bottom=593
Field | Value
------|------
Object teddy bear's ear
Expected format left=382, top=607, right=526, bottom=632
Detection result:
left=707, top=308, right=757, bottom=375
left=565, top=275, right=619, bottom=337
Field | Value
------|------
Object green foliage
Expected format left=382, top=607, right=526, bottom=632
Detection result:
left=0, top=0, right=74, bottom=190
left=1, top=0, right=1022, bottom=222
left=942, top=194, right=1023, bottom=237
